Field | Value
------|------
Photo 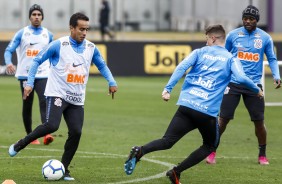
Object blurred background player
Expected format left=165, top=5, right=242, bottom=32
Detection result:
left=206, top=5, right=281, bottom=165
left=4, top=4, right=54, bottom=145
left=9, top=12, right=118, bottom=181
left=124, top=25, right=263, bottom=184
left=99, top=0, right=114, bottom=41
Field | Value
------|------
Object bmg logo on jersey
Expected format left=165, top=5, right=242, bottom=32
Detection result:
left=26, top=49, right=39, bottom=57
left=144, top=44, right=191, bottom=74
left=237, top=51, right=259, bottom=62
left=193, top=76, right=215, bottom=89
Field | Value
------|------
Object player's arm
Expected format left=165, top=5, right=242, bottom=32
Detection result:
left=231, top=58, right=262, bottom=96
left=162, top=50, right=197, bottom=101
left=48, top=31, right=54, bottom=43
left=4, top=29, right=23, bottom=74
left=92, top=47, right=117, bottom=96
left=224, top=33, right=233, bottom=52
left=264, top=37, right=281, bottom=88
left=24, top=40, right=60, bottom=99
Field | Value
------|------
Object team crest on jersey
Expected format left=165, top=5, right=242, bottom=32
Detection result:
left=62, top=41, right=69, bottom=46
left=254, top=39, right=262, bottom=49
left=87, top=43, right=94, bottom=48
left=24, top=32, right=31, bottom=37
left=54, top=98, right=62, bottom=107
left=42, top=33, right=48, bottom=38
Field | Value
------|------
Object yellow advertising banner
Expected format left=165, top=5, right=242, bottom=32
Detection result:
left=144, top=44, right=191, bottom=74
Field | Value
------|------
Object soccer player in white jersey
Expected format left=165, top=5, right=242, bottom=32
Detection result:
left=124, top=25, right=263, bottom=184
left=8, top=12, right=118, bottom=181
left=4, top=4, right=54, bottom=145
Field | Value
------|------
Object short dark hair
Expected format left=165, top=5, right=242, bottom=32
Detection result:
left=29, top=4, right=44, bottom=20
left=205, top=24, right=226, bottom=38
left=69, top=12, right=89, bottom=27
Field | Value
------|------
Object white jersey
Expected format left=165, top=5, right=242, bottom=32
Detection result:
left=44, top=36, right=95, bottom=105
left=15, top=26, right=50, bottom=78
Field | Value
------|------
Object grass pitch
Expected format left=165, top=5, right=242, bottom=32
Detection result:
left=0, top=76, right=281, bottom=184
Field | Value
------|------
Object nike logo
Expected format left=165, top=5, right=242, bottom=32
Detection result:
left=30, top=43, right=39, bottom=45
left=72, top=63, right=83, bottom=67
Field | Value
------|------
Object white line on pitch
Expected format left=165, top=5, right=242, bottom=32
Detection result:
left=0, top=146, right=174, bottom=183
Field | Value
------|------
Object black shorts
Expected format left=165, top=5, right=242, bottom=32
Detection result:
left=165, top=106, right=220, bottom=149
left=219, top=82, right=264, bottom=121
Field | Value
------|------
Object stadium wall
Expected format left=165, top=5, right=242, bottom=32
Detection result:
left=1, top=41, right=282, bottom=76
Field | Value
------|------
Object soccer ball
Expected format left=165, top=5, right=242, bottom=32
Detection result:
left=42, top=159, right=65, bottom=180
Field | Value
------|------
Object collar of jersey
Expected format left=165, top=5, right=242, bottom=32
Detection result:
left=69, top=36, right=86, bottom=54
left=242, top=27, right=257, bottom=35
left=28, top=25, right=43, bottom=35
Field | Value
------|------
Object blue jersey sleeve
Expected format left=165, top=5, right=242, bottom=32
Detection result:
left=92, top=47, right=117, bottom=86
left=4, top=29, right=24, bottom=65
left=231, top=58, right=259, bottom=93
left=48, top=31, right=54, bottom=43
left=225, top=33, right=233, bottom=52
left=27, top=40, right=61, bottom=87
left=164, top=50, right=198, bottom=93
left=264, top=38, right=280, bottom=80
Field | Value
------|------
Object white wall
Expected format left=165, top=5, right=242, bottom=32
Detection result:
left=0, top=0, right=277, bottom=32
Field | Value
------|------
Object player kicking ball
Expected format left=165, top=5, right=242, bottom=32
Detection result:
left=124, top=24, right=263, bottom=184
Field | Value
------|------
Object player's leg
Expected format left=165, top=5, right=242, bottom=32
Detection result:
left=104, top=25, right=114, bottom=40
left=100, top=24, right=106, bottom=41
left=242, top=87, right=268, bottom=165
left=166, top=109, right=219, bottom=184
left=143, top=106, right=195, bottom=152
left=61, top=104, right=84, bottom=181
left=33, top=79, right=47, bottom=125
left=20, top=80, right=35, bottom=134
left=124, top=105, right=195, bottom=175
left=206, top=83, right=241, bottom=164
left=9, top=97, right=64, bottom=157
left=34, top=78, right=54, bottom=145
left=218, top=94, right=241, bottom=135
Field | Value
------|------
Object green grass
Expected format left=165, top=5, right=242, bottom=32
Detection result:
left=0, top=76, right=281, bottom=184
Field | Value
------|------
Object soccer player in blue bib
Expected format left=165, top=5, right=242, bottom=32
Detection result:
left=124, top=25, right=263, bottom=184
left=206, top=5, right=281, bottom=165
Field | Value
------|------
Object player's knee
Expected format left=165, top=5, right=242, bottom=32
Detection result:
left=69, top=129, right=82, bottom=137
left=219, top=117, right=230, bottom=125
left=44, top=123, right=59, bottom=133
left=253, top=120, right=265, bottom=128
left=161, top=137, right=177, bottom=149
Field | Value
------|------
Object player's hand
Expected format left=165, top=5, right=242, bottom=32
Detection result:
left=274, top=79, right=281, bottom=89
left=23, top=86, right=33, bottom=100
left=108, top=86, right=118, bottom=99
left=257, top=89, right=264, bottom=99
left=162, top=90, right=170, bottom=101
left=6, top=64, right=16, bottom=75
